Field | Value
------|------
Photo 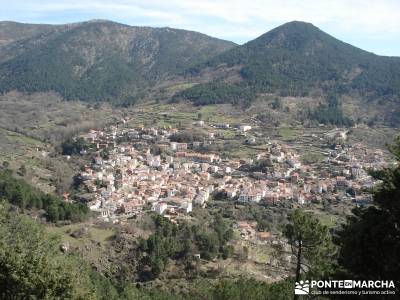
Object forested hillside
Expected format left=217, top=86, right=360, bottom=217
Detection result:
left=176, top=21, right=400, bottom=125
left=0, top=20, right=235, bottom=105
left=0, top=201, right=294, bottom=299
left=0, top=169, right=88, bottom=222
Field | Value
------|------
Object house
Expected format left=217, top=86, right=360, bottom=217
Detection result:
left=89, top=199, right=101, bottom=210
left=240, top=125, right=252, bottom=132
left=193, top=141, right=201, bottom=149
left=152, top=202, right=168, bottom=214
left=256, top=231, right=272, bottom=242
left=287, top=158, right=301, bottom=168
left=121, top=201, right=142, bottom=214
left=238, top=192, right=250, bottom=203
left=193, top=120, right=205, bottom=127
left=236, top=221, right=257, bottom=240
left=179, top=201, right=193, bottom=213
left=265, top=192, right=279, bottom=204
left=215, top=123, right=230, bottom=129
left=94, top=157, right=103, bottom=165
left=238, top=190, right=262, bottom=203
left=210, top=165, right=219, bottom=173
left=295, top=192, right=305, bottom=205
left=100, top=209, right=111, bottom=218
left=226, top=188, right=238, bottom=199
left=170, top=142, right=188, bottom=151
left=194, top=190, right=209, bottom=206
left=336, top=176, right=348, bottom=189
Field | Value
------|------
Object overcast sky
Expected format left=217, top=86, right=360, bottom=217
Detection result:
left=1, top=0, right=399, bottom=56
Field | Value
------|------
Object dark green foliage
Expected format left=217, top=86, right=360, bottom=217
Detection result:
left=0, top=204, right=182, bottom=299
left=137, top=214, right=233, bottom=281
left=271, top=98, right=282, bottom=110
left=284, top=209, right=336, bottom=283
left=0, top=20, right=235, bottom=105
left=307, top=94, right=354, bottom=126
left=0, top=205, right=93, bottom=299
left=240, top=159, right=271, bottom=173
left=205, top=278, right=294, bottom=300
left=0, top=170, right=88, bottom=222
left=169, top=130, right=207, bottom=143
left=61, top=137, right=88, bottom=155
left=173, top=82, right=255, bottom=106
left=336, top=137, right=400, bottom=291
left=181, top=21, right=400, bottom=110
left=0, top=196, right=295, bottom=299
left=172, top=278, right=294, bottom=300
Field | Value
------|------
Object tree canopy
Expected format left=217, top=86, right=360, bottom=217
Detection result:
left=0, top=170, right=88, bottom=222
left=284, top=209, right=336, bottom=286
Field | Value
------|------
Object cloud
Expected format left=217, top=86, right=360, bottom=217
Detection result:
left=1, top=0, right=400, bottom=55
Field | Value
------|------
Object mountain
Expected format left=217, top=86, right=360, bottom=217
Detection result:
left=0, top=21, right=58, bottom=47
left=1, top=20, right=400, bottom=124
left=177, top=21, right=400, bottom=106
left=0, top=20, right=236, bottom=104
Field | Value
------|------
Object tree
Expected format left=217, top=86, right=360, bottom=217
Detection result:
left=271, top=98, right=282, bottom=110
left=336, top=137, right=400, bottom=292
left=284, top=209, right=336, bottom=299
left=61, top=137, right=88, bottom=155
left=0, top=203, right=95, bottom=299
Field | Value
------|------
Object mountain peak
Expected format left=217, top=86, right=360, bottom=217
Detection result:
left=249, top=21, right=327, bottom=50
left=278, top=20, right=316, bottom=28
left=86, top=19, right=112, bottom=23
left=272, top=20, right=324, bottom=37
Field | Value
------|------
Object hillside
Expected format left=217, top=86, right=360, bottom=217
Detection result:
left=0, top=20, right=236, bottom=104
left=177, top=21, right=400, bottom=109
left=1, top=20, right=400, bottom=125
left=0, top=21, right=57, bottom=46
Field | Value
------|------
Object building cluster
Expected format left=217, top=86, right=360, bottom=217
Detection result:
left=78, top=125, right=238, bottom=221
left=73, top=121, right=389, bottom=222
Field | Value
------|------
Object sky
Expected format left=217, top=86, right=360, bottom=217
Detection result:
left=1, top=0, right=399, bottom=56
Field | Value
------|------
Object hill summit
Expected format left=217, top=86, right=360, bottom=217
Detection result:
left=178, top=21, right=400, bottom=106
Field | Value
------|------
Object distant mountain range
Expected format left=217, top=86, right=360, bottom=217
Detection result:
left=0, top=19, right=399, bottom=124
left=0, top=20, right=235, bottom=104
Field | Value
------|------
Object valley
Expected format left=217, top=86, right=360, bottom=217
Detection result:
left=0, top=17, right=399, bottom=299
left=1, top=93, right=398, bottom=296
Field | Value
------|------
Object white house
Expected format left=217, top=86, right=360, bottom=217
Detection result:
left=240, top=125, right=252, bottom=132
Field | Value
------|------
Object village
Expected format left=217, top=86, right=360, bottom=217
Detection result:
left=69, top=117, right=392, bottom=240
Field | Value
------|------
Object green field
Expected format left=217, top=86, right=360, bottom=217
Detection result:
left=277, top=127, right=298, bottom=140
left=45, top=223, right=115, bottom=247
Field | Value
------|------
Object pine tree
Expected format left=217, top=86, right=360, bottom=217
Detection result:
left=284, top=209, right=336, bottom=299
